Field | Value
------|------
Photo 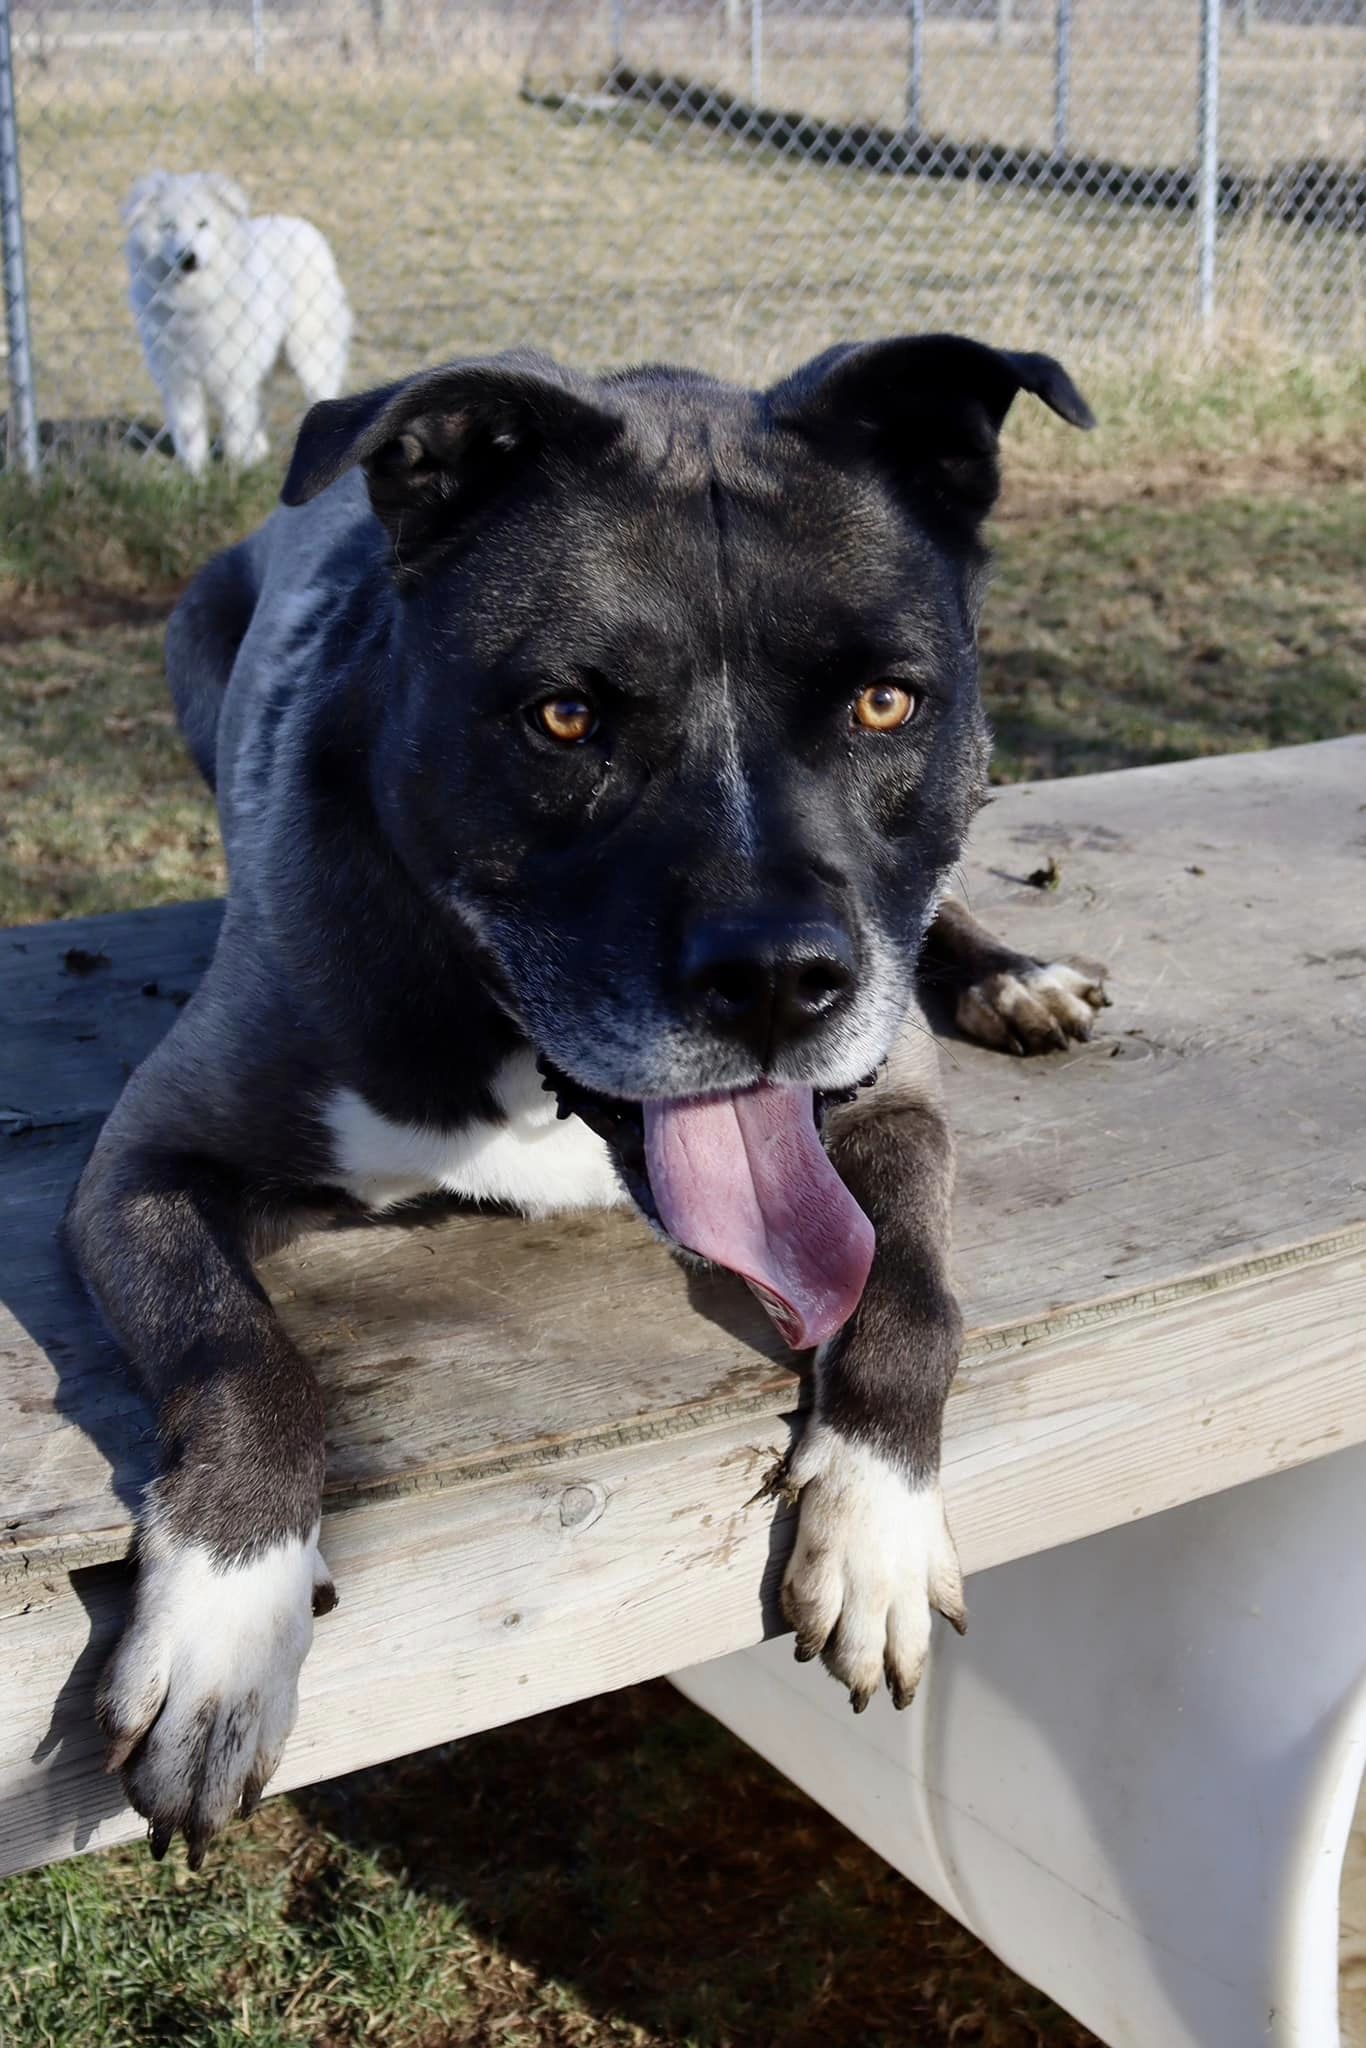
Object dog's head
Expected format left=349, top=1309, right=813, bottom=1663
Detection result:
left=122, top=170, right=250, bottom=294
left=284, top=339, right=1091, bottom=1340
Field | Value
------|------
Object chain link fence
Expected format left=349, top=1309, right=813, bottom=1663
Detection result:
left=1, top=0, right=1362, bottom=474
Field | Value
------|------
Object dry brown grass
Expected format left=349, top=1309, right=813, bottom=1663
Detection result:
left=10, top=21, right=1362, bottom=445
left=592, top=0, right=1366, bottom=164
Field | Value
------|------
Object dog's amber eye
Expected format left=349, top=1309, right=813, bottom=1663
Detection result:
left=853, top=682, right=918, bottom=732
left=536, top=696, right=597, bottom=745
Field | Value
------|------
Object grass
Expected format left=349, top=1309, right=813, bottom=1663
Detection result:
left=0, top=1683, right=1099, bottom=2048
left=0, top=457, right=279, bottom=598
left=982, top=481, right=1366, bottom=778
left=11, top=34, right=1363, bottom=448
left=1, top=1806, right=472, bottom=2048
left=0, top=619, right=224, bottom=920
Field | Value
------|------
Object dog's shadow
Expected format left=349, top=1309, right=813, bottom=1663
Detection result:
left=290, top=1491, right=905, bottom=2048
left=291, top=1625, right=1044, bottom=2046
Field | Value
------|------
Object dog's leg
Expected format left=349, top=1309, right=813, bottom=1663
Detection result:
left=163, top=377, right=210, bottom=476
left=285, top=311, right=349, bottom=405
left=781, top=1023, right=964, bottom=1712
left=220, top=386, right=268, bottom=468
left=66, top=1130, right=329, bottom=1866
left=923, top=896, right=1108, bottom=1054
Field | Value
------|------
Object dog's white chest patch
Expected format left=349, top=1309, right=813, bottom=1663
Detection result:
left=322, top=1052, right=626, bottom=1217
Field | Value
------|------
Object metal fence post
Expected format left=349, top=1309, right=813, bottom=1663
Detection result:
left=1197, top=0, right=1220, bottom=332
left=609, top=0, right=624, bottom=64
left=1054, top=0, right=1073, bottom=157
left=906, top=0, right=925, bottom=136
left=0, top=0, right=38, bottom=477
left=251, top=0, right=266, bottom=77
left=994, top=0, right=1012, bottom=48
left=750, top=0, right=762, bottom=102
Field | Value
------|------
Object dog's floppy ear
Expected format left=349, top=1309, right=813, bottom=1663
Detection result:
left=203, top=174, right=250, bottom=219
left=122, top=171, right=169, bottom=227
left=769, top=333, right=1094, bottom=535
left=281, top=350, right=622, bottom=554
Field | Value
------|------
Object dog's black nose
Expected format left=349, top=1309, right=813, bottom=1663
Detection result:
left=681, top=915, right=856, bottom=1061
left=177, top=249, right=198, bottom=273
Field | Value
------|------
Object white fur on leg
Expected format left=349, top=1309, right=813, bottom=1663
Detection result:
left=162, top=377, right=209, bottom=476
left=781, top=1424, right=963, bottom=1712
left=957, top=958, right=1106, bottom=1054
left=220, top=391, right=267, bottom=469
left=98, top=1518, right=330, bottom=1862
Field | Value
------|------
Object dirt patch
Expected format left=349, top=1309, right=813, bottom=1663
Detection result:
left=1001, top=439, right=1364, bottom=523
left=0, top=588, right=177, bottom=647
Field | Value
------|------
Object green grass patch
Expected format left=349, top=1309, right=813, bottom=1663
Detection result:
left=0, top=1804, right=474, bottom=2048
left=984, top=485, right=1366, bottom=779
left=1001, top=351, right=1366, bottom=500
left=2, top=349, right=1363, bottom=619
left=0, top=459, right=278, bottom=601
left=0, top=622, right=223, bottom=923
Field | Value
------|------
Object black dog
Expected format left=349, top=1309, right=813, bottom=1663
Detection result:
left=67, top=334, right=1104, bottom=1866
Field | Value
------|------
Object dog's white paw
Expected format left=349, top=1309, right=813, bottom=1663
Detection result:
left=98, top=1521, right=333, bottom=1867
left=957, top=958, right=1108, bottom=1055
left=780, top=1427, right=964, bottom=1712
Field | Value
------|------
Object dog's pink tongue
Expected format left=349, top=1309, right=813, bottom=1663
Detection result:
left=643, top=1084, right=875, bottom=1350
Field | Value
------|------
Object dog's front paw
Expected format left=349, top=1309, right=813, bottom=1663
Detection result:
left=98, top=1522, right=334, bottom=1868
left=957, top=957, right=1108, bottom=1054
left=780, top=1426, right=964, bottom=1713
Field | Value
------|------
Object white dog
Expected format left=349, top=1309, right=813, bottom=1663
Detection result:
left=124, top=171, right=352, bottom=475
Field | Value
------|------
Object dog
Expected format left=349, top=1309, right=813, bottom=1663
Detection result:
left=67, top=334, right=1105, bottom=1866
left=123, top=170, right=352, bottom=476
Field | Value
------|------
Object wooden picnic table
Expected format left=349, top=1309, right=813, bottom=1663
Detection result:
left=3, top=736, right=1364, bottom=1877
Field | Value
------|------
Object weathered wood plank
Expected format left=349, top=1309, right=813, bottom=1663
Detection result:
left=6, top=1234, right=1363, bottom=1874
left=2, top=738, right=1365, bottom=1875
left=4, top=737, right=1364, bottom=1573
